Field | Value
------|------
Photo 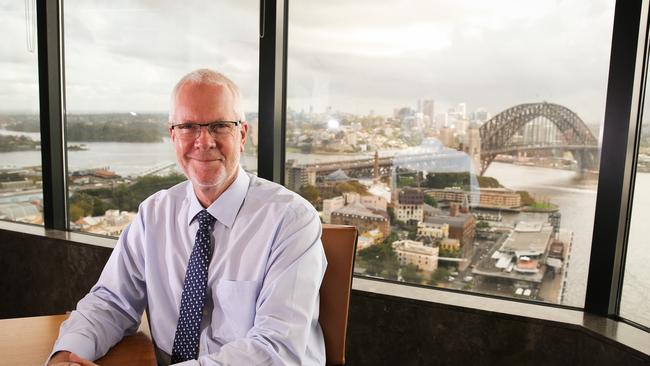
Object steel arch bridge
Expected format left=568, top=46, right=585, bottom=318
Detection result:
left=479, top=102, right=599, bottom=175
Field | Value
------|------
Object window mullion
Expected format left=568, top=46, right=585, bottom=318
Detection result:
left=257, top=0, right=288, bottom=184
left=36, top=0, right=68, bottom=229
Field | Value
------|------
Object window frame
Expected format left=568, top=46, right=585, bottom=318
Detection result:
left=37, top=0, right=68, bottom=229
left=28, top=0, right=649, bottom=333
left=585, top=0, right=649, bottom=325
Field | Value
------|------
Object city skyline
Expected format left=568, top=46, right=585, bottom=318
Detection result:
left=1, top=0, right=615, bottom=125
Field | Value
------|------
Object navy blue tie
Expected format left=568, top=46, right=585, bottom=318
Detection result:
left=171, top=209, right=216, bottom=363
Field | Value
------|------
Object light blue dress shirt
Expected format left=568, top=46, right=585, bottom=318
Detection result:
left=51, top=167, right=328, bottom=365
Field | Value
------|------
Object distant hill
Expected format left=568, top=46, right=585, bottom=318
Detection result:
left=0, top=134, right=39, bottom=152
left=2, top=113, right=168, bottom=143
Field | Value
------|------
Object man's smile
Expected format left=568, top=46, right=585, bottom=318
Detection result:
left=188, top=156, right=224, bottom=162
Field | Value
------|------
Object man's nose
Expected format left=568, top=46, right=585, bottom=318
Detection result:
left=194, top=126, right=216, bottom=147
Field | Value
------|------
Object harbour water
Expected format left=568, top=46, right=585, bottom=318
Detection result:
left=1, top=136, right=648, bottom=326
left=484, top=162, right=597, bottom=308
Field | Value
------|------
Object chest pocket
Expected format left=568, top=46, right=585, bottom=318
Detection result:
left=212, top=280, right=259, bottom=342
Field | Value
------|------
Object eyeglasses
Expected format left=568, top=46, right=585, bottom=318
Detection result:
left=170, top=121, right=241, bottom=140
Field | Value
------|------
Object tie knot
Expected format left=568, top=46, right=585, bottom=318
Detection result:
left=196, top=209, right=216, bottom=230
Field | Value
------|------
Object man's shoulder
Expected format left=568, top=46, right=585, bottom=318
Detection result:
left=245, top=173, right=316, bottom=216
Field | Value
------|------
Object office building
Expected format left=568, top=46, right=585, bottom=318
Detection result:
left=392, top=239, right=439, bottom=272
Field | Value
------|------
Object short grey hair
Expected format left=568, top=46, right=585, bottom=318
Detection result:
left=169, top=68, right=244, bottom=124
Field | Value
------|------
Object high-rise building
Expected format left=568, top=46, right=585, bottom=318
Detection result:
left=285, top=160, right=316, bottom=192
left=418, top=99, right=435, bottom=129
left=474, top=108, right=490, bottom=123
left=467, top=124, right=482, bottom=172
left=439, top=126, right=455, bottom=148
left=457, top=102, right=467, bottom=119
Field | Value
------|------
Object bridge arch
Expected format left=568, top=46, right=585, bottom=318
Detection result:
left=479, top=102, right=598, bottom=175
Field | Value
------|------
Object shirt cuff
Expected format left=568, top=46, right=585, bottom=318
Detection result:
left=48, top=332, right=97, bottom=364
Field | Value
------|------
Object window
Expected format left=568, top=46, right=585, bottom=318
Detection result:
left=286, top=0, right=615, bottom=307
left=619, top=53, right=650, bottom=328
left=63, top=1, right=259, bottom=236
left=0, top=1, right=43, bottom=225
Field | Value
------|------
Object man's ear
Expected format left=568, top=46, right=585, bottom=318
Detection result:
left=239, top=122, right=249, bottom=152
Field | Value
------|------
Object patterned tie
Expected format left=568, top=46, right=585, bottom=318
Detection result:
left=171, top=209, right=216, bottom=363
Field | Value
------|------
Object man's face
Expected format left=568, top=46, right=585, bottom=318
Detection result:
left=170, top=81, right=248, bottom=191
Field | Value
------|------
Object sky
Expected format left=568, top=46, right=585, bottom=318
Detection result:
left=1, top=0, right=616, bottom=125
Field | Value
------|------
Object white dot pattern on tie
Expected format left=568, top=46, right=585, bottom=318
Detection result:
left=170, top=209, right=216, bottom=363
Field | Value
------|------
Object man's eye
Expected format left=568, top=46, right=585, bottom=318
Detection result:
left=178, top=124, right=196, bottom=130
left=212, top=123, right=229, bottom=130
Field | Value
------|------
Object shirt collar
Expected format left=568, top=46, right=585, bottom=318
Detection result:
left=186, top=166, right=250, bottom=229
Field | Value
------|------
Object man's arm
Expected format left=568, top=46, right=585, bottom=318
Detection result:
left=48, top=211, right=148, bottom=363
left=47, top=351, right=98, bottom=366
left=185, top=204, right=327, bottom=366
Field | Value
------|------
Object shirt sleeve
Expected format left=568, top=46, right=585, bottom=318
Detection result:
left=49, top=209, right=148, bottom=362
left=196, top=203, right=327, bottom=366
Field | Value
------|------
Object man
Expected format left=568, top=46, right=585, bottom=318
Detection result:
left=47, top=69, right=327, bottom=366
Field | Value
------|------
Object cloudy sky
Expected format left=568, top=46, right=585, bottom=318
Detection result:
left=1, top=0, right=615, bottom=124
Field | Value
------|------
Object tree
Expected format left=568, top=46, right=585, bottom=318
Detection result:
left=429, top=266, right=451, bottom=285
left=357, top=244, right=383, bottom=262
left=382, top=254, right=399, bottom=280
left=439, top=247, right=462, bottom=258
left=423, top=172, right=470, bottom=189
left=69, top=192, right=94, bottom=217
left=476, top=220, right=490, bottom=230
left=334, top=181, right=368, bottom=195
left=387, top=206, right=396, bottom=222
left=365, top=260, right=384, bottom=276
left=397, top=176, right=415, bottom=188
left=357, top=238, right=399, bottom=280
left=69, top=204, right=85, bottom=222
left=401, top=263, right=422, bottom=283
left=299, top=184, right=321, bottom=207
left=113, top=185, right=136, bottom=211
left=423, top=194, right=438, bottom=207
left=517, top=190, right=535, bottom=206
left=92, top=197, right=114, bottom=216
left=357, top=245, right=384, bottom=276
left=477, top=176, right=502, bottom=188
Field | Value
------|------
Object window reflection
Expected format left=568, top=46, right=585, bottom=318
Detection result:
left=63, top=1, right=259, bottom=236
left=0, top=2, right=42, bottom=225
left=286, top=0, right=614, bottom=307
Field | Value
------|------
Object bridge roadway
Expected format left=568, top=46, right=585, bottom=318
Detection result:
left=485, top=144, right=599, bottom=155
left=292, top=143, right=599, bottom=178
left=294, top=151, right=472, bottom=176
left=133, top=162, right=177, bottom=177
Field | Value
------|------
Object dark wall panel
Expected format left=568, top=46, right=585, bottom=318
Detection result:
left=0, top=228, right=111, bottom=318
left=347, top=290, right=650, bottom=366
left=1, top=227, right=648, bottom=365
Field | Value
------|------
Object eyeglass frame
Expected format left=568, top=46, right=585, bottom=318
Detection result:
left=169, top=120, right=242, bottom=139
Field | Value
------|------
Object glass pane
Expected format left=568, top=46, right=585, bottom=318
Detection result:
left=620, top=77, right=650, bottom=328
left=63, top=1, right=259, bottom=237
left=286, top=0, right=614, bottom=307
left=0, top=1, right=42, bottom=225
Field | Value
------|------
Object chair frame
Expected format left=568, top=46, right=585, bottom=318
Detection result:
left=319, top=224, right=358, bottom=366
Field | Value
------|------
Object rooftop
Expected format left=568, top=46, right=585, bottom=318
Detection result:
left=392, top=240, right=437, bottom=256
left=424, top=212, right=473, bottom=226
left=332, top=202, right=388, bottom=220
left=499, top=221, right=553, bottom=255
left=324, top=169, right=351, bottom=182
